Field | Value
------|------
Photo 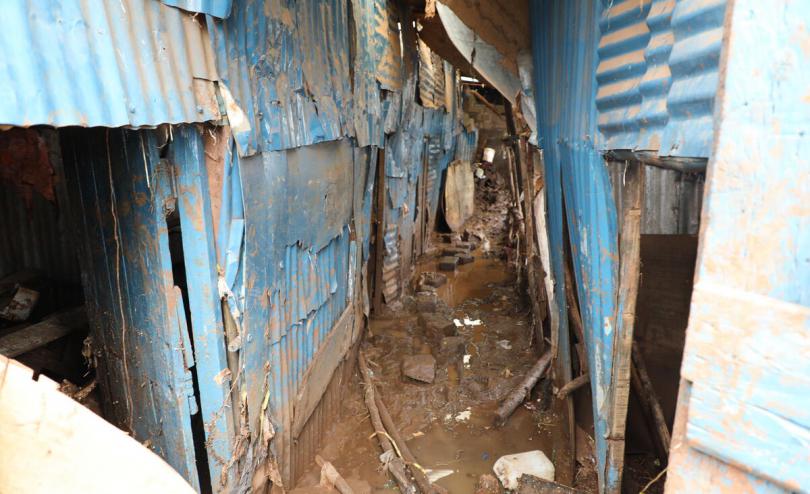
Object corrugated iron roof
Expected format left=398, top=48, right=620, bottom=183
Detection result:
left=596, top=0, right=726, bottom=157
left=0, top=0, right=220, bottom=128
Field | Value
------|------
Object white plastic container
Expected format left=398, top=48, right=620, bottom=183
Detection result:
left=493, top=450, right=555, bottom=490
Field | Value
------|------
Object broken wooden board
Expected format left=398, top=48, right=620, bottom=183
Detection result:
left=0, top=307, right=87, bottom=357
left=0, top=355, right=195, bottom=493
left=443, top=160, right=474, bottom=232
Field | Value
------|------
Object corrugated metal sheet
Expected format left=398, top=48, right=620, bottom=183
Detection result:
left=0, top=0, right=220, bottom=128
left=668, top=0, right=810, bottom=491
left=531, top=1, right=628, bottom=492
left=210, top=0, right=353, bottom=156
left=161, top=0, right=232, bottom=18
left=0, top=183, right=78, bottom=283
left=596, top=0, right=726, bottom=157
left=609, top=165, right=703, bottom=234
left=455, top=127, right=479, bottom=163
left=59, top=126, right=203, bottom=490
left=418, top=39, right=447, bottom=109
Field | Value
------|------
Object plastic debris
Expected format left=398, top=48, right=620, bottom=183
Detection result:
left=463, top=354, right=472, bottom=368
left=497, top=339, right=512, bottom=350
left=493, top=450, right=555, bottom=490
left=463, top=317, right=482, bottom=326
left=425, top=469, right=454, bottom=482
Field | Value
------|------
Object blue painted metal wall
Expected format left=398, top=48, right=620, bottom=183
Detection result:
left=667, top=1, right=810, bottom=492
left=0, top=0, right=220, bottom=128
left=161, top=0, right=233, bottom=18
left=59, top=127, right=203, bottom=491
left=596, top=0, right=726, bottom=157
left=531, top=1, right=626, bottom=492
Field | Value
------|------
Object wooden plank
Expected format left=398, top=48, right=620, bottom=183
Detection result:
left=630, top=342, right=670, bottom=464
left=0, top=355, right=195, bottom=493
left=607, top=160, right=644, bottom=490
left=292, top=306, right=356, bottom=438
left=0, top=307, right=86, bottom=358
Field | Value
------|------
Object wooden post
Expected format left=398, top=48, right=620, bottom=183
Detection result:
left=631, top=342, right=671, bottom=464
left=606, top=160, right=644, bottom=492
left=563, top=259, right=588, bottom=374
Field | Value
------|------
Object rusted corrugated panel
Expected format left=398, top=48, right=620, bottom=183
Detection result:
left=455, top=127, right=478, bottom=163
left=0, top=0, right=219, bottom=128
left=161, top=0, right=232, bottom=18
left=0, top=183, right=78, bottom=283
left=418, top=39, right=447, bottom=110
left=596, top=0, right=726, bottom=157
left=211, top=0, right=353, bottom=155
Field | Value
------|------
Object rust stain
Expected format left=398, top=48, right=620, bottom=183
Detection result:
left=0, top=128, right=55, bottom=208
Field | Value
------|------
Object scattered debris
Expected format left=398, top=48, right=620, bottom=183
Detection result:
left=493, top=451, right=555, bottom=490
left=418, top=271, right=447, bottom=290
left=463, top=354, right=472, bottom=369
left=425, top=469, right=454, bottom=483
left=495, top=349, right=552, bottom=426
left=447, top=407, right=472, bottom=423
left=463, top=317, right=482, bottom=326
left=402, top=354, right=437, bottom=384
left=515, top=474, right=581, bottom=493
left=474, top=474, right=504, bottom=494
left=316, top=455, right=355, bottom=494
left=496, top=339, right=512, bottom=350
left=453, top=318, right=464, bottom=328
left=0, top=286, right=39, bottom=321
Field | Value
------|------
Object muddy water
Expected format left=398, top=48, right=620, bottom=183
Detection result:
left=293, top=250, right=559, bottom=493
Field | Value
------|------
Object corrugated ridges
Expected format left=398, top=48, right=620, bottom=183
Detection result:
left=659, top=0, right=726, bottom=156
left=0, top=0, right=219, bottom=128
left=596, top=0, right=726, bottom=157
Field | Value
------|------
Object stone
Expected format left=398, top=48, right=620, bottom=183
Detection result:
left=456, top=253, right=475, bottom=265
left=440, top=336, right=466, bottom=356
left=418, top=271, right=447, bottom=289
left=402, top=354, right=436, bottom=383
left=415, top=291, right=439, bottom=312
left=474, top=474, right=504, bottom=494
left=441, top=247, right=468, bottom=257
left=438, top=256, right=459, bottom=271
left=419, top=313, right=456, bottom=337
left=455, top=241, right=475, bottom=251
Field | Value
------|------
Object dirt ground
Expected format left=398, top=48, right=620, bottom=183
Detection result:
left=292, top=247, right=565, bottom=493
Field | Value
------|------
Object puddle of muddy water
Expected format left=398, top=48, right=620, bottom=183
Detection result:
left=294, top=250, right=560, bottom=493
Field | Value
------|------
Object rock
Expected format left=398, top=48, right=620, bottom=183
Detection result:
left=515, top=475, right=580, bottom=493
left=415, top=291, right=439, bottom=312
left=440, top=336, right=466, bottom=356
left=419, top=313, right=456, bottom=337
left=493, top=451, right=555, bottom=490
left=438, top=256, right=459, bottom=271
left=456, top=253, right=475, bottom=265
left=441, top=247, right=469, bottom=257
left=418, top=271, right=447, bottom=289
left=402, top=354, right=436, bottom=383
left=455, top=241, right=475, bottom=251
left=475, top=474, right=504, bottom=494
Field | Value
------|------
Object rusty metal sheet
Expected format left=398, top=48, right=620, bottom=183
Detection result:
left=418, top=39, right=447, bottom=109
left=59, top=127, right=202, bottom=490
left=443, top=160, right=474, bottom=231
left=0, top=0, right=219, bottom=128
left=210, top=0, right=353, bottom=155
left=596, top=0, right=727, bottom=158
left=667, top=0, right=810, bottom=491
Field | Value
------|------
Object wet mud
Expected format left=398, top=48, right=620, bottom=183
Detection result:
left=292, top=251, right=563, bottom=493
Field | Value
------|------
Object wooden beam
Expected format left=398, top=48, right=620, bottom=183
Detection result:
left=607, top=160, right=644, bottom=492
left=631, top=342, right=671, bottom=464
left=0, top=307, right=87, bottom=358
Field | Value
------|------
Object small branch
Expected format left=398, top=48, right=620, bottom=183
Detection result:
left=556, top=373, right=589, bottom=400
left=315, top=455, right=354, bottom=494
left=631, top=342, right=671, bottom=463
left=494, top=348, right=552, bottom=426
left=358, top=351, right=418, bottom=494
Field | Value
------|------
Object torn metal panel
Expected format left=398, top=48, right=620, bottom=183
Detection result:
left=59, top=127, right=201, bottom=489
left=531, top=1, right=625, bottom=492
left=171, top=126, right=237, bottom=490
left=0, top=0, right=219, bottom=128
left=596, top=0, right=727, bottom=157
left=161, top=0, right=232, bottom=18
left=668, top=0, right=810, bottom=490
left=455, top=127, right=479, bottom=163
left=418, top=39, right=447, bottom=109
left=435, top=2, right=522, bottom=104
left=210, top=0, right=353, bottom=155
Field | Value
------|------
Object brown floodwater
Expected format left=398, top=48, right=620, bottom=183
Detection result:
left=292, top=248, right=561, bottom=493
